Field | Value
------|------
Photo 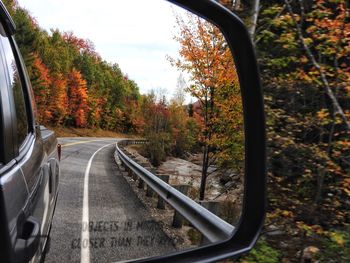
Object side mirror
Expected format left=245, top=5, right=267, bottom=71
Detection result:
left=125, top=0, right=266, bottom=262
left=2, top=0, right=266, bottom=262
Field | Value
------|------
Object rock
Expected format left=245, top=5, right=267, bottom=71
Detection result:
left=266, top=224, right=279, bottom=231
left=279, top=241, right=288, bottom=248
left=224, top=181, right=235, bottom=188
left=219, top=174, right=231, bottom=185
left=266, top=229, right=285, bottom=237
left=265, top=224, right=285, bottom=237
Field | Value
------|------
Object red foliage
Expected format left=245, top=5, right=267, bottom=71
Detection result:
left=63, top=32, right=100, bottom=59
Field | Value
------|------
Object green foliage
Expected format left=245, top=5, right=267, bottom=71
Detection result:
left=185, top=118, right=201, bottom=152
left=144, top=132, right=171, bottom=167
left=240, top=239, right=281, bottom=263
left=140, top=93, right=200, bottom=166
left=318, top=228, right=350, bottom=263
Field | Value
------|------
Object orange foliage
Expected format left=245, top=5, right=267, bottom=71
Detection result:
left=32, top=54, right=52, bottom=123
left=47, top=74, right=68, bottom=125
left=170, top=12, right=244, bottom=169
left=67, top=69, right=89, bottom=127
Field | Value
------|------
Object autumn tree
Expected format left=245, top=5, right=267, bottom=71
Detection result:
left=170, top=13, right=243, bottom=200
left=140, top=91, right=172, bottom=166
left=31, top=54, right=52, bottom=123
left=48, top=74, right=68, bottom=125
left=66, top=69, right=89, bottom=127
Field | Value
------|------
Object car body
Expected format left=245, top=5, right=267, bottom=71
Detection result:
left=0, top=2, right=60, bottom=263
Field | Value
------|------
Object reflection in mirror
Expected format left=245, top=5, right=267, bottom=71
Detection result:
left=15, top=0, right=242, bottom=261
left=112, top=5, right=244, bottom=259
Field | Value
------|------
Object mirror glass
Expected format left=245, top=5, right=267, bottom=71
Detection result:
left=16, top=0, right=244, bottom=261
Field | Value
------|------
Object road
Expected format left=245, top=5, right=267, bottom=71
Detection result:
left=44, top=137, right=176, bottom=263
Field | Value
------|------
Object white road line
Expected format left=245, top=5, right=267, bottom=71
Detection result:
left=81, top=143, right=114, bottom=263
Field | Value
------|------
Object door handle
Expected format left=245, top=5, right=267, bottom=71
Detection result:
left=14, top=216, right=41, bottom=263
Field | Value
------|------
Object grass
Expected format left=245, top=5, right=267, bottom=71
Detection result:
left=240, top=239, right=281, bottom=263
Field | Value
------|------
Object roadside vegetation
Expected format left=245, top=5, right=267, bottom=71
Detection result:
left=48, top=126, right=130, bottom=138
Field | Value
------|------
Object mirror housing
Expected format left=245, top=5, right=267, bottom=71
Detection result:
left=129, top=0, right=266, bottom=262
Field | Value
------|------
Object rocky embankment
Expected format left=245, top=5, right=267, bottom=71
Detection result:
left=121, top=144, right=243, bottom=249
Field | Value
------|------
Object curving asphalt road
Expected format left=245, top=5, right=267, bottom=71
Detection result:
left=44, top=137, right=176, bottom=263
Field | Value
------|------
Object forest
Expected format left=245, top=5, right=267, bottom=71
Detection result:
left=227, top=0, right=349, bottom=262
left=4, top=0, right=350, bottom=262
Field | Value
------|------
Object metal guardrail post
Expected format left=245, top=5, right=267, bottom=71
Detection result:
left=126, top=165, right=133, bottom=177
left=200, top=201, right=221, bottom=245
left=137, top=177, right=145, bottom=189
left=157, top=174, right=170, bottom=209
left=200, top=201, right=220, bottom=214
left=146, top=168, right=157, bottom=197
left=172, top=185, right=190, bottom=228
left=138, top=162, right=150, bottom=182
left=132, top=172, right=137, bottom=181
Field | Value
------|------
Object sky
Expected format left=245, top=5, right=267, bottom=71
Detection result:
left=17, top=0, right=188, bottom=100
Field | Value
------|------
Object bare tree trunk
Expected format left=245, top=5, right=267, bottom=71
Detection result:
left=199, top=87, right=215, bottom=201
left=248, top=0, right=260, bottom=41
left=199, top=144, right=209, bottom=201
left=199, top=92, right=209, bottom=201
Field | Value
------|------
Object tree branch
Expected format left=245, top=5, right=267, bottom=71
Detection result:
left=284, top=0, right=350, bottom=130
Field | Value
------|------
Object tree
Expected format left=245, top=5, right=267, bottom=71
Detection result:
left=31, top=54, right=52, bottom=123
left=170, top=12, right=243, bottom=200
left=47, top=74, right=68, bottom=125
left=169, top=85, right=195, bottom=157
left=172, top=74, right=187, bottom=105
left=248, top=0, right=260, bottom=40
left=67, top=69, right=89, bottom=127
left=141, top=91, right=172, bottom=166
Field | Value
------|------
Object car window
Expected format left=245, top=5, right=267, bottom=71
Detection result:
left=0, top=24, right=29, bottom=147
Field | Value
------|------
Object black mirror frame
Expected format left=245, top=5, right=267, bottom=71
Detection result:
left=130, top=0, right=266, bottom=262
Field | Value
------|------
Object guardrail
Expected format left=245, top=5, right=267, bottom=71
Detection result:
left=115, top=139, right=234, bottom=243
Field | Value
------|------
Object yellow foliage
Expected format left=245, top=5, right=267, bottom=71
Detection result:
left=329, top=232, right=345, bottom=246
left=316, top=109, right=329, bottom=119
